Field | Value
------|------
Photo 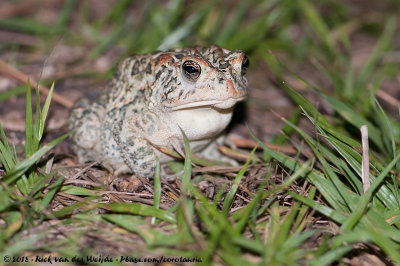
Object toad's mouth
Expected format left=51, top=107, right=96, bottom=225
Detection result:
left=167, top=96, right=246, bottom=111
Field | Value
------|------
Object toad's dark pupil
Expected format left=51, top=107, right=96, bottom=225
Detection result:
left=185, top=65, right=197, bottom=73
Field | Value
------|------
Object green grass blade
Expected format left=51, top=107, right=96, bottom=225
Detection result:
left=151, top=160, right=161, bottom=224
left=372, top=97, right=399, bottom=156
left=358, top=16, right=396, bottom=83
left=181, top=129, right=192, bottom=195
left=276, top=117, right=358, bottom=211
left=25, top=80, right=33, bottom=158
left=3, top=233, right=45, bottom=257
left=234, top=177, right=267, bottom=233
left=216, top=0, right=252, bottom=45
left=39, top=82, right=54, bottom=139
left=39, top=175, right=64, bottom=211
left=29, top=171, right=57, bottom=198
left=324, top=135, right=398, bottom=209
left=222, top=146, right=256, bottom=215
left=54, top=0, right=76, bottom=34
left=51, top=197, right=98, bottom=218
left=232, top=236, right=264, bottom=254
left=322, top=95, right=383, bottom=150
left=0, top=85, right=26, bottom=102
left=0, top=123, right=17, bottom=171
left=33, top=86, right=41, bottom=153
left=278, top=230, right=316, bottom=257
left=288, top=191, right=346, bottom=224
left=310, top=246, right=352, bottom=266
left=299, top=0, right=336, bottom=55
left=96, top=202, right=176, bottom=224
left=157, top=8, right=209, bottom=51
left=281, top=82, right=360, bottom=149
left=250, top=128, right=348, bottom=211
left=0, top=18, right=52, bottom=36
left=60, top=185, right=96, bottom=196
left=103, top=214, right=181, bottom=246
left=341, top=152, right=400, bottom=231
left=2, top=133, right=70, bottom=185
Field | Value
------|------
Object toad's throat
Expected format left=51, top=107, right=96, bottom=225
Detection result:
left=167, top=106, right=235, bottom=141
left=167, top=96, right=246, bottom=111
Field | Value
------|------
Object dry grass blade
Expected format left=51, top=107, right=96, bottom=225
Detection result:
left=360, top=125, right=370, bottom=193
left=0, top=1, right=46, bottom=18
left=375, top=88, right=400, bottom=108
left=191, top=165, right=249, bottom=173
left=229, top=135, right=297, bottom=154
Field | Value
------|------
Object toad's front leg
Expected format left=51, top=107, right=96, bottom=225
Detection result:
left=111, top=111, right=165, bottom=178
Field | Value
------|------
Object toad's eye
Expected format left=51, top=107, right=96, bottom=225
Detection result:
left=241, top=55, right=249, bottom=75
left=182, top=60, right=201, bottom=80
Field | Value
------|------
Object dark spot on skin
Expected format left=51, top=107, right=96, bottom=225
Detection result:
left=164, top=86, right=176, bottom=99
left=140, top=58, right=147, bottom=64
left=155, top=71, right=162, bottom=80
left=156, top=66, right=169, bottom=81
left=224, top=50, right=235, bottom=57
left=146, top=63, right=152, bottom=74
left=164, top=76, right=177, bottom=89
left=142, top=161, right=154, bottom=169
left=175, top=53, right=184, bottom=59
left=137, top=147, right=145, bottom=154
left=146, top=114, right=154, bottom=122
left=131, top=61, right=140, bottom=75
left=129, top=155, right=138, bottom=164
left=107, top=108, right=118, bottom=117
left=219, top=62, right=229, bottom=69
left=178, top=89, right=183, bottom=98
left=167, top=69, right=173, bottom=78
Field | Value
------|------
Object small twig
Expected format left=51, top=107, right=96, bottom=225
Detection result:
left=45, top=155, right=55, bottom=174
left=375, top=89, right=400, bottom=108
left=191, top=165, right=250, bottom=173
left=0, top=58, right=74, bottom=108
left=57, top=191, right=85, bottom=202
left=0, top=1, right=43, bottom=18
left=228, top=135, right=298, bottom=154
left=64, top=179, right=99, bottom=187
left=69, top=161, right=100, bottom=180
left=361, top=125, right=370, bottom=193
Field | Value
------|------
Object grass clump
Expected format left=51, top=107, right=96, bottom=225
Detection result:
left=0, top=82, right=68, bottom=254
